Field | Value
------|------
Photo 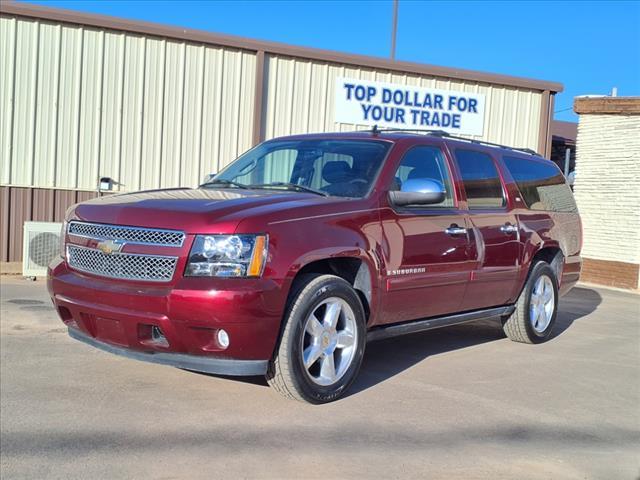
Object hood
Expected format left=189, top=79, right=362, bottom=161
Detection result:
left=72, top=187, right=333, bottom=233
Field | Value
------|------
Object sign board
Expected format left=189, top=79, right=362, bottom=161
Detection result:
left=334, top=77, right=486, bottom=136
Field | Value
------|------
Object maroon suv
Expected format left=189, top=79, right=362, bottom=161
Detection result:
left=48, top=130, right=582, bottom=403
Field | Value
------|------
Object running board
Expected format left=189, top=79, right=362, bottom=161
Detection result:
left=367, top=305, right=515, bottom=342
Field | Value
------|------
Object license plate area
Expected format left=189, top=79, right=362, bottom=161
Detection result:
left=80, top=313, right=128, bottom=347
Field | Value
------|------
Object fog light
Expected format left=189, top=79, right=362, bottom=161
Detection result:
left=151, top=325, right=169, bottom=347
left=217, top=329, right=230, bottom=349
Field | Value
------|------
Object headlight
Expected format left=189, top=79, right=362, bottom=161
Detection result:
left=185, top=235, right=268, bottom=277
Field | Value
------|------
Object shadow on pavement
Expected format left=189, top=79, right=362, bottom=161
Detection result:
left=551, top=286, right=603, bottom=339
left=3, top=423, right=638, bottom=458
left=189, top=287, right=604, bottom=395
left=349, top=319, right=505, bottom=397
left=348, top=286, right=603, bottom=398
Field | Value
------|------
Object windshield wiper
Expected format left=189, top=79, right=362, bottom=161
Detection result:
left=249, top=182, right=328, bottom=197
left=200, top=178, right=250, bottom=190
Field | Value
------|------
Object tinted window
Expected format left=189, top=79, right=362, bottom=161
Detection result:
left=453, top=150, right=505, bottom=208
left=214, top=140, right=390, bottom=198
left=391, top=146, right=454, bottom=207
left=503, top=156, right=578, bottom=213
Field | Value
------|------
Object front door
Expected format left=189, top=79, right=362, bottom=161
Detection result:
left=378, top=144, right=474, bottom=325
left=449, top=148, right=521, bottom=311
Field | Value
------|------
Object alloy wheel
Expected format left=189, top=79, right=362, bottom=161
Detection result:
left=530, top=275, right=555, bottom=333
left=301, top=297, right=358, bottom=386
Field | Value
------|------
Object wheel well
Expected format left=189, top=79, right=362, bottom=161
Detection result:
left=511, top=247, right=564, bottom=303
left=291, top=258, right=372, bottom=321
left=531, top=247, right=564, bottom=280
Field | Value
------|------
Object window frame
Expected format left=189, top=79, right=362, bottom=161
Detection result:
left=451, top=147, right=509, bottom=211
left=386, top=143, right=460, bottom=214
left=502, top=154, right=577, bottom=213
left=213, top=138, right=394, bottom=200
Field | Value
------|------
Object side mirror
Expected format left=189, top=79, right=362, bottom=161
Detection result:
left=389, top=179, right=446, bottom=206
left=202, top=173, right=217, bottom=184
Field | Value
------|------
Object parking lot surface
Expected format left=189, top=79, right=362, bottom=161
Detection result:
left=1, top=276, right=638, bottom=479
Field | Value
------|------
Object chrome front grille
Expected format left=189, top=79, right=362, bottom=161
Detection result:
left=68, top=221, right=185, bottom=247
left=67, top=245, right=178, bottom=282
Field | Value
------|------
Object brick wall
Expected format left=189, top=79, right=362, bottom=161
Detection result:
left=573, top=105, right=640, bottom=290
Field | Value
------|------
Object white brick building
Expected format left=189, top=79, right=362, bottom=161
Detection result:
left=573, top=97, right=640, bottom=290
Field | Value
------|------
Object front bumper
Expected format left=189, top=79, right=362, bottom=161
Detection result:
left=48, top=257, right=286, bottom=369
left=68, top=327, right=268, bottom=375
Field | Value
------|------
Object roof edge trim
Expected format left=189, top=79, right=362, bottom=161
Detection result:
left=1, top=1, right=564, bottom=93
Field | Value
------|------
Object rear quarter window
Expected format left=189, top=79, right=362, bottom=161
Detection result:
left=503, top=156, right=578, bottom=213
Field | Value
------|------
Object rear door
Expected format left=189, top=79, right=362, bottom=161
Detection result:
left=378, top=143, right=474, bottom=325
left=450, top=148, right=521, bottom=311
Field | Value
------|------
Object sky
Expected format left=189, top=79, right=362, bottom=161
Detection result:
left=23, top=0, right=640, bottom=123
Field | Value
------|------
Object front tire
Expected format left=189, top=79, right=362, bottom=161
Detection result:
left=266, top=274, right=366, bottom=404
left=503, top=261, right=559, bottom=344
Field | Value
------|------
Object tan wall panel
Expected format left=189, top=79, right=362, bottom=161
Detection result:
left=0, top=17, right=17, bottom=184
left=1, top=15, right=547, bottom=193
left=200, top=48, right=256, bottom=174
left=262, top=55, right=543, bottom=152
left=32, top=22, right=60, bottom=188
left=99, top=30, right=126, bottom=192
left=55, top=24, right=83, bottom=188
left=0, top=16, right=256, bottom=192
left=9, top=19, right=38, bottom=185
left=77, top=28, right=104, bottom=190
left=180, top=44, right=206, bottom=186
left=119, top=34, right=145, bottom=191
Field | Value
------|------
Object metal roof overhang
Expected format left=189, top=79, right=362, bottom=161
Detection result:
left=1, top=1, right=563, bottom=93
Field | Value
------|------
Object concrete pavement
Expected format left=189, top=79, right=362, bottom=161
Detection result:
left=1, top=276, right=638, bottom=479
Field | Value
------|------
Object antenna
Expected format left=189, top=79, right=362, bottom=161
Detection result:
left=390, top=0, right=399, bottom=61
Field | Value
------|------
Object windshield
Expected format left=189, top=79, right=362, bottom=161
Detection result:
left=210, top=139, right=391, bottom=198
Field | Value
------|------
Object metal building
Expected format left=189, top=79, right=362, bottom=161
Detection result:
left=0, top=2, right=563, bottom=265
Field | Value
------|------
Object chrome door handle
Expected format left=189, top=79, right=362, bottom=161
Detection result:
left=445, top=225, right=467, bottom=236
left=500, top=224, right=518, bottom=234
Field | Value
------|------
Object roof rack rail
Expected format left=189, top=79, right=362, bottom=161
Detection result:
left=369, top=126, right=449, bottom=137
left=368, top=127, right=540, bottom=156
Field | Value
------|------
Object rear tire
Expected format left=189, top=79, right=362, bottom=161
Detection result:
left=266, top=274, right=366, bottom=404
left=503, top=261, right=558, bottom=344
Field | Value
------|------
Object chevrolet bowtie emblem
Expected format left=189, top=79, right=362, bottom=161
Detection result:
left=96, top=239, right=125, bottom=255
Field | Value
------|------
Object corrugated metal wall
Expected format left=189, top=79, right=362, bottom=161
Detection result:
left=0, top=12, right=552, bottom=264
left=0, top=16, right=256, bottom=192
left=1, top=15, right=547, bottom=194
left=263, top=55, right=542, bottom=151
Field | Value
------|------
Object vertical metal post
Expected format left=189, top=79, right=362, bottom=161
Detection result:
left=564, top=147, right=571, bottom=177
left=252, top=50, right=266, bottom=146
left=390, top=0, right=398, bottom=60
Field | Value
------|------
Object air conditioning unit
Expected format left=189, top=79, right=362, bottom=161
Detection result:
left=22, top=221, right=62, bottom=277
